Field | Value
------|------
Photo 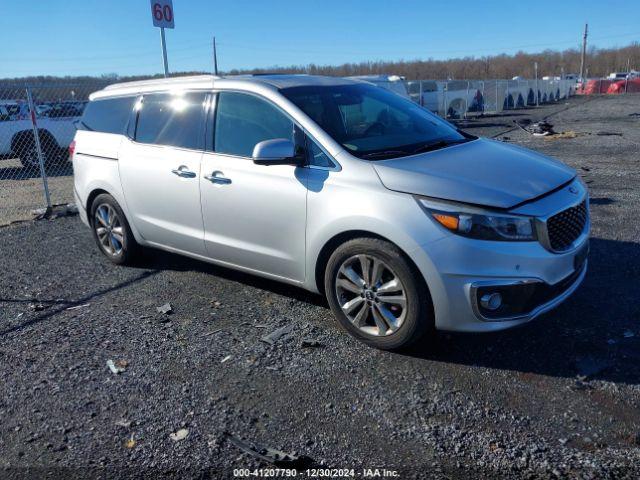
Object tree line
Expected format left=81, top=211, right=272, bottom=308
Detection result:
left=2, top=42, right=638, bottom=92
left=227, top=43, right=640, bottom=80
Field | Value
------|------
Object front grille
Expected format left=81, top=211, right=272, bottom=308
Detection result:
left=546, top=201, right=588, bottom=251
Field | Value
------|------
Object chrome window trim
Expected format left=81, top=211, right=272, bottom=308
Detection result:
left=127, top=90, right=210, bottom=152
left=209, top=89, right=342, bottom=172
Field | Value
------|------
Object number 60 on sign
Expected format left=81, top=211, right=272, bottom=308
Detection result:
left=150, top=0, right=175, bottom=29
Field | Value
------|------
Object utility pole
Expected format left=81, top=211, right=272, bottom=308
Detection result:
left=579, top=23, right=588, bottom=82
left=213, top=36, right=219, bottom=76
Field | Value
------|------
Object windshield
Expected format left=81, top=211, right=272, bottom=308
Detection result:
left=280, top=83, right=469, bottom=159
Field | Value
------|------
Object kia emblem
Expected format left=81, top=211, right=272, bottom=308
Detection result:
left=569, top=186, right=579, bottom=194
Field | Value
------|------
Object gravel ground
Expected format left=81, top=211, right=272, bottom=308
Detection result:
left=1, top=94, right=639, bottom=479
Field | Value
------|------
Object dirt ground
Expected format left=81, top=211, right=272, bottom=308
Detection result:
left=0, top=94, right=639, bottom=479
left=0, top=158, right=73, bottom=225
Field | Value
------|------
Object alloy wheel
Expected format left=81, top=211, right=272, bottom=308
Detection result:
left=94, top=204, right=124, bottom=256
left=334, top=254, right=408, bottom=336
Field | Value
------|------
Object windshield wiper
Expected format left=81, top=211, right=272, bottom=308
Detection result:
left=360, top=150, right=409, bottom=160
left=411, top=138, right=470, bottom=155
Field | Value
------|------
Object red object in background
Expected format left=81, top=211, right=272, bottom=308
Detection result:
left=576, top=79, right=614, bottom=95
left=68, top=139, right=76, bottom=158
left=606, top=78, right=640, bottom=94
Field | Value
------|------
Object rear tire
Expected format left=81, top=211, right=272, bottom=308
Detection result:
left=324, top=237, right=434, bottom=350
left=16, top=137, right=48, bottom=171
left=15, top=135, right=65, bottom=171
left=90, top=193, right=139, bottom=265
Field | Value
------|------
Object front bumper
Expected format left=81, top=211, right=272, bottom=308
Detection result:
left=409, top=232, right=589, bottom=333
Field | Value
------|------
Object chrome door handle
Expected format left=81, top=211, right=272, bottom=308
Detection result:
left=171, top=165, right=197, bottom=178
left=204, top=171, right=232, bottom=185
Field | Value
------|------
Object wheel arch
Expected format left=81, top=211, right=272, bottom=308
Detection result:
left=83, top=186, right=144, bottom=244
left=313, top=229, right=430, bottom=300
left=86, top=188, right=110, bottom=213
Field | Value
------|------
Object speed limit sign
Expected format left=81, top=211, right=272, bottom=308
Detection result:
left=150, top=0, right=175, bottom=29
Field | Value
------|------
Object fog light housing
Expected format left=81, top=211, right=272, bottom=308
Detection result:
left=480, top=292, right=502, bottom=310
left=473, top=282, right=540, bottom=320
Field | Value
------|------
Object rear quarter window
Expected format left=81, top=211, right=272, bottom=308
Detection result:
left=78, top=96, right=136, bottom=134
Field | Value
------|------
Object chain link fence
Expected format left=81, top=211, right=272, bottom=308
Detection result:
left=406, top=78, right=577, bottom=117
left=0, top=77, right=581, bottom=226
left=0, top=82, right=110, bottom=225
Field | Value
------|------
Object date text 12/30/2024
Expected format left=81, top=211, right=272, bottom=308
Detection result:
left=233, top=468, right=400, bottom=478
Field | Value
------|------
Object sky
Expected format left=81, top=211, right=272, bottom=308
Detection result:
left=1, top=0, right=639, bottom=78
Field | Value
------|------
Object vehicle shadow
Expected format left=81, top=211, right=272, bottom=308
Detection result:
left=0, top=162, right=73, bottom=180
left=106, top=236, right=640, bottom=385
left=137, top=248, right=327, bottom=307
left=0, top=270, right=160, bottom=337
left=404, top=237, right=640, bottom=386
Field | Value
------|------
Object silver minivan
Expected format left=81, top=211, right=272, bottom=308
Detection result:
left=72, top=74, right=589, bottom=350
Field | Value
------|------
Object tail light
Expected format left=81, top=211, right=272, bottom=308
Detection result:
left=68, top=140, right=76, bottom=158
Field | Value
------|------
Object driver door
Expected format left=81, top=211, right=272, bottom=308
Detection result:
left=199, top=92, right=308, bottom=282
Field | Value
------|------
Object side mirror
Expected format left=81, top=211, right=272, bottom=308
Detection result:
left=252, top=139, right=303, bottom=166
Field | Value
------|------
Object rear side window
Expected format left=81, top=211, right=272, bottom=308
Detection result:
left=214, top=92, right=293, bottom=157
left=134, top=92, right=206, bottom=150
left=78, top=97, right=136, bottom=134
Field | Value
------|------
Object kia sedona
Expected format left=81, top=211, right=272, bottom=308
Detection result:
left=72, top=74, right=589, bottom=350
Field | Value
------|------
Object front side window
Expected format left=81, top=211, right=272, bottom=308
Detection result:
left=78, top=96, right=136, bottom=134
left=306, top=138, right=334, bottom=168
left=134, top=92, right=206, bottom=149
left=214, top=92, right=293, bottom=157
left=281, top=83, right=469, bottom=160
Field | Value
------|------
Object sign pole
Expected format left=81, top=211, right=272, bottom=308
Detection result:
left=160, top=26, right=169, bottom=77
left=151, top=0, right=173, bottom=76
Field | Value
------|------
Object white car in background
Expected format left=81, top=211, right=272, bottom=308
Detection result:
left=0, top=101, right=79, bottom=169
left=347, top=75, right=411, bottom=99
left=408, top=80, right=483, bottom=118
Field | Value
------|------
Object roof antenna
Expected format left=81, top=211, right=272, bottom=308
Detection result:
left=213, top=36, right=219, bottom=76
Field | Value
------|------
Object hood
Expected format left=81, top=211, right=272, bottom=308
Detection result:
left=372, top=138, right=575, bottom=209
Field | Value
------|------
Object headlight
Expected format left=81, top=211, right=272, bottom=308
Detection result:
left=417, top=197, right=537, bottom=241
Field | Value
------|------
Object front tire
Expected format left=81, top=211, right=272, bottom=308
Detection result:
left=90, top=193, right=139, bottom=265
left=324, top=238, right=434, bottom=350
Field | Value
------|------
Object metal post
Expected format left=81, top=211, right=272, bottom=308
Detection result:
left=26, top=87, right=52, bottom=213
left=505, top=81, right=509, bottom=110
left=534, top=62, right=539, bottom=106
left=481, top=81, right=485, bottom=114
left=160, top=27, right=169, bottom=77
left=625, top=58, right=630, bottom=93
left=419, top=81, right=423, bottom=107
left=464, top=81, right=469, bottom=119
left=213, top=36, right=219, bottom=76
left=442, top=81, right=447, bottom=118
left=495, top=80, right=498, bottom=112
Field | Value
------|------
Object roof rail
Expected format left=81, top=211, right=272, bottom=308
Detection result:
left=103, top=74, right=219, bottom=91
left=250, top=73, right=308, bottom=76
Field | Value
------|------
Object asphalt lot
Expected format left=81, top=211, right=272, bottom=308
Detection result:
left=1, top=94, right=639, bottom=479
